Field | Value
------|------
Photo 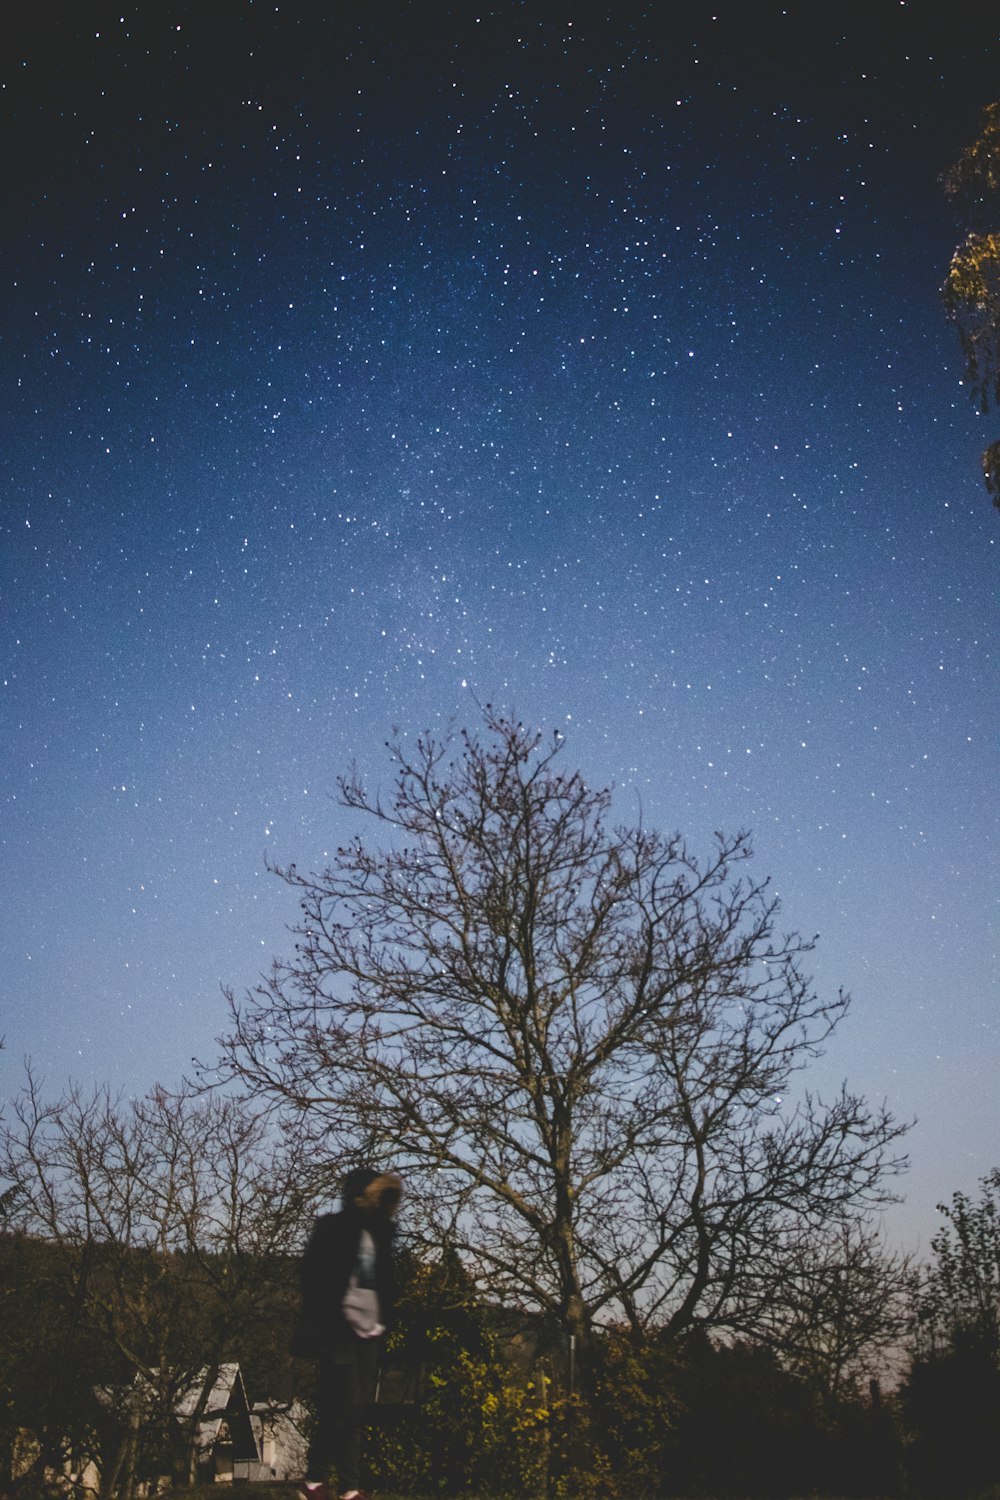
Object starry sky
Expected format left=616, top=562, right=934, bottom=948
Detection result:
left=2, top=3, right=997, bottom=1254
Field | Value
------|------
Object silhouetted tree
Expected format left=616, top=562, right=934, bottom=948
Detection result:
left=919, top=1167, right=1000, bottom=1355
left=671, top=1332, right=902, bottom=1499
left=942, top=101, right=1000, bottom=510
left=0, top=1230, right=115, bottom=1492
left=668, top=1335, right=823, bottom=1498
left=903, top=1169, right=1000, bottom=1497
left=752, top=1221, right=913, bottom=1399
left=216, top=711, right=907, bottom=1370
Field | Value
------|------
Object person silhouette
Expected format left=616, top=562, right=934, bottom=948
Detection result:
left=295, top=1168, right=403, bottom=1500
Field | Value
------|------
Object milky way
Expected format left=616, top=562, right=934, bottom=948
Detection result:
left=2, top=5, right=997, bottom=1251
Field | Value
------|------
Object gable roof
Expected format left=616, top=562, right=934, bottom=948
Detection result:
left=97, top=1363, right=261, bottom=1462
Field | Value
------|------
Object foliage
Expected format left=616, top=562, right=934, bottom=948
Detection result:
left=367, top=1255, right=666, bottom=1498
left=942, top=101, right=1000, bottom=509
left=585, top=1331, right=682, bottom=1494
left=366, top=1304, right=550, bottom=1496
left=664, top=1333, right=901, bottom=1499
left=903, top=1336, right=1000, bottom=1498
left=216, top=711, right=907, bottom=1365
left=367, top=1279, right=901, bottom=1499
left=918, top=1166, right=1000, bottom=1355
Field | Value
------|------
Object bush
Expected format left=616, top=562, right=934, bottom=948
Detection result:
left=366, top=1324, right=549, bottom=1496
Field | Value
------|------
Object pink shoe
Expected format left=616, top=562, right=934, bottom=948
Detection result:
left=300, top=1483, right=331, bottom=1500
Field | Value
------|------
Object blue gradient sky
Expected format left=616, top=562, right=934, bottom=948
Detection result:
left=2, top=4, right=997, bottom=1253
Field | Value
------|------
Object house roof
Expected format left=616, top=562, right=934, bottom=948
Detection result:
left=96, top=1363, right=260, bottom=1461
left=175, top=1362, right=246, bottom=1421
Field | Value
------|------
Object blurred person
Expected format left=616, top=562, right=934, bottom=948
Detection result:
left=295, top=1167, right=403, bottom=1500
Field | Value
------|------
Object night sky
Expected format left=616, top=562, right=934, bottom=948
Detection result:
left=3, top=4, right=997, bottom=1253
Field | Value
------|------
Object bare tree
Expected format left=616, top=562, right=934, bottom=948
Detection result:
left=216, top=712, right=907, bottom=1362
left=0, top=1071, right=312, bottom=1492
left=748, top=1221, right=914, bottom=1399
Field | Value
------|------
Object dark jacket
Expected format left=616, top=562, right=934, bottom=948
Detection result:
left=292, top=1170, right=401, bottom=1358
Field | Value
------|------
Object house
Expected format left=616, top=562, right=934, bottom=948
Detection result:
left=95, top=1363, right=308, bottom=1486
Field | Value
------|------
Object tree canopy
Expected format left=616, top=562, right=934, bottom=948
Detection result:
left=216, top=712, right=907, bottom=1355
left=942, top=100, right=1000, bottom=509
left=903, top=1168, right=1000, bottom=1498
left=917, top=1167, right=1000, bottom=1357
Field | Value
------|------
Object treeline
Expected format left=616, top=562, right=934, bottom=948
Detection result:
left=335, top=1211, right=1000, bottom=1500
left=3, top=1170, right=1000, bottom=1499
left=368, top=1253, right=902, bottom=1499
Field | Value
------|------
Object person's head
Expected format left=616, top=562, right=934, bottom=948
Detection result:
left=342, top=1166, right=403, bottom=1219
